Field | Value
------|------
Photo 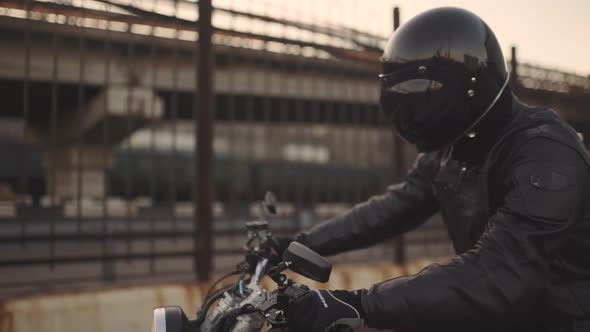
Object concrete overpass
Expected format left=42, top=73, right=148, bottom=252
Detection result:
left=2, top=11, right=589, bottom=203
left=0, top=12, right=381, bottom=204
left=1, top=9, right=586, bottom=127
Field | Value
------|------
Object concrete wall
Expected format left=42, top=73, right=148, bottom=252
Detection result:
left=0, top=260, right=437, bottom=332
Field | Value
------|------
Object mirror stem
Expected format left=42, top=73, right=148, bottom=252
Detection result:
left=267, top=261, right=291, bottom=285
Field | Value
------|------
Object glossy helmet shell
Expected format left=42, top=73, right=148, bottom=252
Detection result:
left=379, top=7, right=510, bottom=152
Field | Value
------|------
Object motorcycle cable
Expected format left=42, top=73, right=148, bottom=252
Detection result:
left=194, top=283, right=238, bottom=327
left=194, top=270, right=255, bottom=327
left=203, top=270, right=242, bottom=300
left=209, top=304, right=258, bottom=332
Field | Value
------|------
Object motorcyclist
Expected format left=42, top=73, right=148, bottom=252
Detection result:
left=280, top=7, right=590, bottom=332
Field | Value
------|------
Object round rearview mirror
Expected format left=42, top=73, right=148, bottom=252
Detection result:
left=283, top=241, right=332, bottom=283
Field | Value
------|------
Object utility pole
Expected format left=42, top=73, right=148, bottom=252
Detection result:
left=194, top=0, right=214, bottom=281
left=392, top=6, right=406, bottom=266
left=510, top=46, right=518, bottom=86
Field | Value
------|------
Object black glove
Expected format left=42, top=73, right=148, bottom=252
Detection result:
left=287, top=289, right=365, bottom=332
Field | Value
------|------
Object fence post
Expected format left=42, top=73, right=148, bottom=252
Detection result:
left=195, top=0, right=214, bottom=281
left=510, top=46, right=518, bottom=86
left=393, top=7, right=400, bottom=31
left=392, top=6, right=406, bottom=266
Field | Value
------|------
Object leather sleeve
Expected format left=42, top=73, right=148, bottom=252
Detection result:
left=298, top=152, right=440, bottom=256
left=360, top=137, right=590, bottom=331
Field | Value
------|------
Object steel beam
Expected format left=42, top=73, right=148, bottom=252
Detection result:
left=194, top=0, right=213, bottom=281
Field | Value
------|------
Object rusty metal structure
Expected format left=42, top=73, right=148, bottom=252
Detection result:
left=0, top=0, right=588, bottom=297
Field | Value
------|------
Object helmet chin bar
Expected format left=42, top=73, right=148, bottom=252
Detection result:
left=411, top=72, right=509, bottom=153
left=382, top=67, right=510, bottom=153
left=454, top=71, right=510, bottom=145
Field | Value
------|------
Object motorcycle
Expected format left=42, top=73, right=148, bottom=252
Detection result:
left=151, top=192, right=362, bottom=332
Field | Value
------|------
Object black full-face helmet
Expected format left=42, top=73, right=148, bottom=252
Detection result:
left=379, top=7, right=510, bottom=152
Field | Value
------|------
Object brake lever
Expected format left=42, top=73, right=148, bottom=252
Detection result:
left=257, top=289, right=286, bottom=327
left=259, top=282, right=311, bottom=328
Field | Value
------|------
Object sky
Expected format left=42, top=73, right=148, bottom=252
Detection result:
left=214, top=0, right=590, bottom=75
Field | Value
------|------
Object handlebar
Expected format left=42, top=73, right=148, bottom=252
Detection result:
left=152, top=192, right=358, bottom=332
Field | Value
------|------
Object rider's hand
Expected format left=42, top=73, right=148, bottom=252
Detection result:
left=287, top=289, right=365, bottom=332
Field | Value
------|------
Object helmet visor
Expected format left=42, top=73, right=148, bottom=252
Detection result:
left=380, top=75, right=461, bottom=151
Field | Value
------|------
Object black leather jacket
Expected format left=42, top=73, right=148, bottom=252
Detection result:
left=298, top=97, right=590, bottom=332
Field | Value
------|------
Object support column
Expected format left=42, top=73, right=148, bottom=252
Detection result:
left=510, top=46, right=518, bottom=86
left=43, top=145, right=113, bottom=203
left=392, top=6, right=407, bottom=266
left=195, top=0, right=215, bottom=281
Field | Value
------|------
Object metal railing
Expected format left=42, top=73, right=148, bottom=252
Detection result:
left=514, top=62, right=590, bottom=94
